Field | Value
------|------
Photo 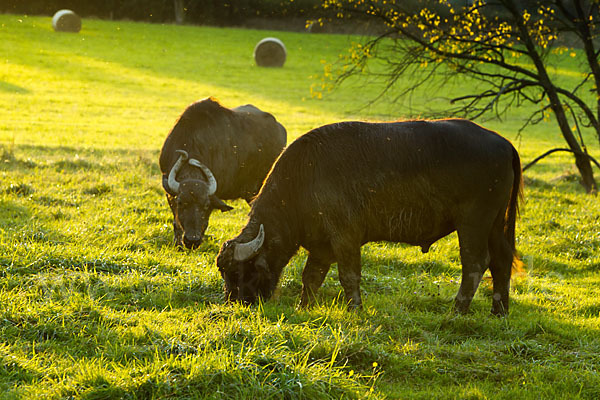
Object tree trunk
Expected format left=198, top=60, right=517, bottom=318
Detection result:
left=573, top=0, right=600, bottom=146
left=542, top=55, right=597, bottom=193
left=507, top=0, right=597, bottom=193
left=174, top=0, right=184, bottom=25
left=548, top=91, right=598, bottom=193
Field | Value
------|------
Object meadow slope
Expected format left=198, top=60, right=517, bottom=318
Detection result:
left=0, top=14, right=599, bottom=399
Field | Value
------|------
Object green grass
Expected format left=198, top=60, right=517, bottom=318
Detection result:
left=1, top=13, right=600, bottom=399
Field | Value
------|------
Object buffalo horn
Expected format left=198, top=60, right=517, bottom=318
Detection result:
left=167, top=150, right=189, bottom=194
left=188, top=158, right=217, bottom=196
left=233, top=224, right=265, bottom=261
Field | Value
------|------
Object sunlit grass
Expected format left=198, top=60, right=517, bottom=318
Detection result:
left=1, top=13, right=599, bottom=399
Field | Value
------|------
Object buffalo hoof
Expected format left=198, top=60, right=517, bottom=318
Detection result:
left=297, top=300, right=310, bottom=309
left=453, top=300, right=471, bottom=315
left=299, top=291, right=318, bottom=309
left=491, top=304, right=509, bottom=317
left=298, top=297, right=321, bottom=309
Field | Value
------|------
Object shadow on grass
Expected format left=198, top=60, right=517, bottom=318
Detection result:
left=58, top=362, right=359, bottom=400
left=1, top=306, right=366, bottom=398
left=21, top=292, right=599, bottom=399
left=522, top=253, right=600, bottom=277
left=0, top=355, right=41, bottom=386
left=2, top=256, right=599, bottom=399
left=0, top=200, right=32, bottom=230
left=92, top=277, right=224, bottom=311
left=0, top=80, right=30, bottom=94
left=4, top=144, right=161, bottom=171
left=523, top=175, right=554, bottom=190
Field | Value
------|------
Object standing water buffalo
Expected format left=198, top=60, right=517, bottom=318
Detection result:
left=160, top=97, right=286, bottom=249
left=217, top=119, right=523, bottom=315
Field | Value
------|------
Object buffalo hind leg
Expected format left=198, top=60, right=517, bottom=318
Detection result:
left=488, top=221, right=513, bottom=316
left=300, top=249, right=334, bottom=308
left=455, top=227, right=490, bottom=314
left=332, top=243, right=363, bottom=309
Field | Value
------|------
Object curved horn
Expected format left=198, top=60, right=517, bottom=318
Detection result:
left=188, top=158, right=217, bottom=196
left=233, top=224, right=265, bottom=261
left=167, top=150, right=189, bottom=195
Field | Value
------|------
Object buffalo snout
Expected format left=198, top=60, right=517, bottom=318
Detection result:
left=183, top=234, right=203, bottom=249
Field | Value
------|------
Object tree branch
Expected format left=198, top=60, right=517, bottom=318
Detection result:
left=523, top=148, right=600, bottom=171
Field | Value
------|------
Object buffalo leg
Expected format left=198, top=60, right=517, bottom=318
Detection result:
left=166, top=194, right=183, bottom=247
left=173, top=222, right=183, bottom=247
left=488, top=220, right=513, bottom=316
left=455, top=227, right=490, bottom=314
left=299, top=249, right=334, bottom=307
left=333, top=244, right=363, bottom=309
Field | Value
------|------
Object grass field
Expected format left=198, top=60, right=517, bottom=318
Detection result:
left=1, top=13, right=600, bottom=399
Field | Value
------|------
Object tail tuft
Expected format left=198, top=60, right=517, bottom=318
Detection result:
left=506, top=146, right=524, bottom=278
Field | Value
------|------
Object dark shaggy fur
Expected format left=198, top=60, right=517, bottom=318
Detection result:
left=159, top=97, right=286, bottom=248
left=217, top=119, right=522, bottom=315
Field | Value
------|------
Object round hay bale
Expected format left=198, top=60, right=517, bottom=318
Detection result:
left=254, top=38, right=286, bottom=68
left=52, top=9, right=81, bottom=33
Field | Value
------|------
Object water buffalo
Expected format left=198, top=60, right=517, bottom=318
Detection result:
left=217, top=119, right=523, bottom=315
left=160, top=97, right=286, bottom=249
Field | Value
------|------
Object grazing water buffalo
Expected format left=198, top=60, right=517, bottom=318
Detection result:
left=217, top=119, right=523, bottom=315
left=160, top=97, right=286, bottom=249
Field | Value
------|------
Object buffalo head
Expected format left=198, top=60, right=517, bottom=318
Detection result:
left=217, top=224, right=273, bottom=304
left=163, top=150, right=233, bottom=249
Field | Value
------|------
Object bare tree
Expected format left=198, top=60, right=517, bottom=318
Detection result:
left=317, top=0, right=599, bottom=192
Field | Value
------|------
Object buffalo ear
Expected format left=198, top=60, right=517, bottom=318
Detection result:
left=210, top=195, right=234, bottom=212
left=255, top=254, right=269, bottom=274
left=254, top=254, right=273, bottom=299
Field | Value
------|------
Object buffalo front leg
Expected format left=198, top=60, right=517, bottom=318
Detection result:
left=166, top=194, right=183, bottom=248
left=333, top=244, right=363, bottom=309
left=299, top=250, right=334, bottom=308
left=173, top=221, right=183, bottom=247
left=455, top=228, right=490, bottom=314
